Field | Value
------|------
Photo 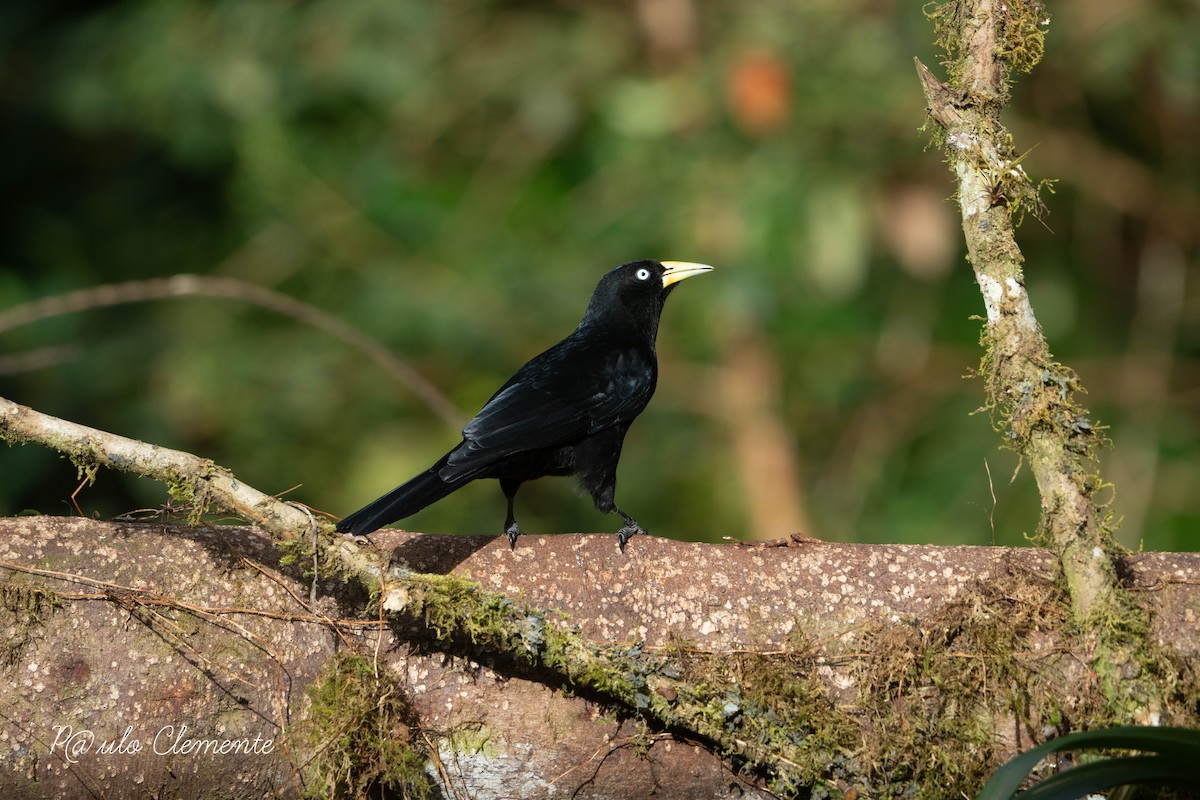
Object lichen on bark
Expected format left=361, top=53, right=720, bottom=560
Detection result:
left=914, top=0, right=1161, bottom=723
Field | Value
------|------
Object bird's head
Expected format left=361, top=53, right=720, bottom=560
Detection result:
left=580, top=259, right=713, bottom=340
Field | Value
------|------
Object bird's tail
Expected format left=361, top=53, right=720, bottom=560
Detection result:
left=335, top=455, right=464, bottom=536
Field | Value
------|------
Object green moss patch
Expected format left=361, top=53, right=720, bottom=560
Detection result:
left=293, top=651, right=433, bottom=799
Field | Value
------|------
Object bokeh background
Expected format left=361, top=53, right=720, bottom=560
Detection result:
left=2, top=0, right=1197, bottom=550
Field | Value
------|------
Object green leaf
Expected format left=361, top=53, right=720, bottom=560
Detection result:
left=976, top=726, right=1200, bottom=800
left=1016, top=756, right=1199, bottom=800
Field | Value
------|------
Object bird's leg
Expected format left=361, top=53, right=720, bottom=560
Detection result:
left=582, top=459, right=644, bottom=552
left=613, top=505, right=645, bottom=552
left=501, top=478, right=522, bottom=550
left=504, top=501, right=521, bottom=550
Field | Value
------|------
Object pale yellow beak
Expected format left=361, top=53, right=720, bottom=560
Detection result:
left=660, top=261, right=715, bottom=288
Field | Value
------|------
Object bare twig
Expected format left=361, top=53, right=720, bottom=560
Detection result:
left=0, top=274, right=464, bottom=427
left=0, top=560, right=382, bottom=631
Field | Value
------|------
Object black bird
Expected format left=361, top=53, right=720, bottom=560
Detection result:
left=335, top=259, right=713, bottom=550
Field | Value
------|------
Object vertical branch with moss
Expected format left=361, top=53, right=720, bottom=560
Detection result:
left=913, top=0, right=1160, bottom=723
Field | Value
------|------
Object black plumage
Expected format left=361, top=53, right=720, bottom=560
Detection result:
left=335, top=259, right=712, bottom=550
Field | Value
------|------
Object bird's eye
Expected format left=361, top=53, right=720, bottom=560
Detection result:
left=635, top=268, right=651, bottom=281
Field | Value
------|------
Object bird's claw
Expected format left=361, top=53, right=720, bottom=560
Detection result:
left=616, top=525, right=644, bottom=552
left=505, top=522, right=522, bottom=550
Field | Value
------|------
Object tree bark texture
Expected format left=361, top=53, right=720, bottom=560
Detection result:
left=911, top=0, right=1165, bottom=726
left=3, top=517, right=1198, bottom=799
left=914, top=1, right=1117, bottom=630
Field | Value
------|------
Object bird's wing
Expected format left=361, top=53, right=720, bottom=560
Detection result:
left=439, top=340, right=654, bottom=480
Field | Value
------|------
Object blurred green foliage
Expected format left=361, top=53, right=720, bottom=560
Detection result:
left=1, top=0, right=1197, bottom=550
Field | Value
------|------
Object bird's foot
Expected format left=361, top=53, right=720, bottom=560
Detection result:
left=616, top=524, right=645, bottom=552
left=505, top=522, right=522, bottom=550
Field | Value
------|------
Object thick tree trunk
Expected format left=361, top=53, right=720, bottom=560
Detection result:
left=2, top=516, right=1198, bottom=798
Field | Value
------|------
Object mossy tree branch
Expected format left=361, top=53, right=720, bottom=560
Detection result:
left=913, top=0, right=1160, bottom=722
left=0, top=395, right=389, bottom=594
left=0, top=394, right=833, bottom=791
